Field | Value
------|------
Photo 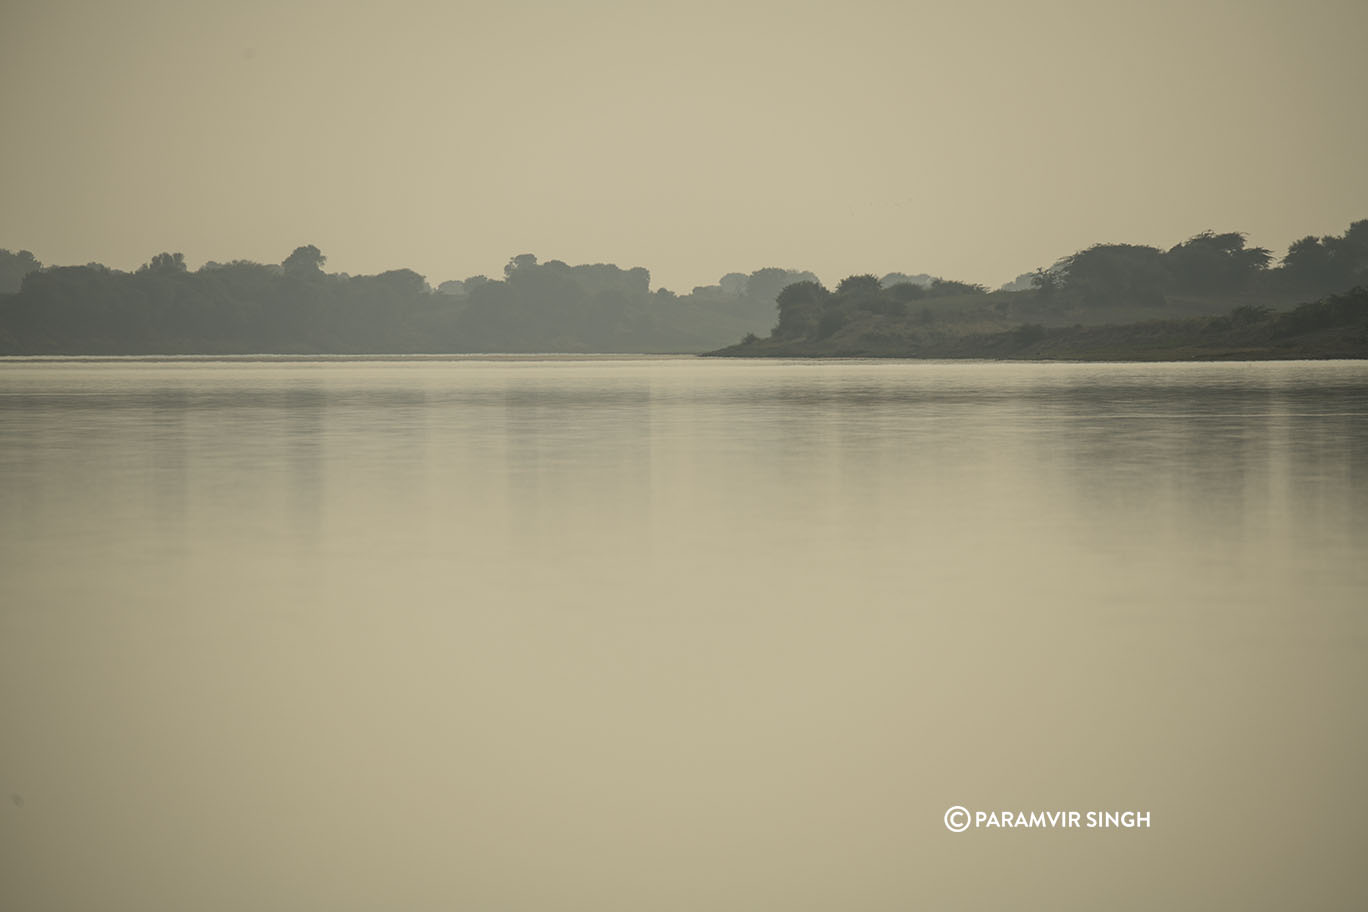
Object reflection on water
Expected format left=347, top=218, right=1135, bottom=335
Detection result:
left=1, top=357, right=1366, bottom=911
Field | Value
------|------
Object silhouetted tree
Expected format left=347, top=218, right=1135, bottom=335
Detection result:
left=1164, top=231, right=1269, bottom=293
left=1061, top=243, right=1168, bottom=307
left=746, top=267, right=817, bottom=305
left=886, top=282, right=927, bottom=301
left=1279, top=220, right=1368, bottom=293
left=1030, top=267, right=1060, bottom=297
left=836, top=274, right=882, bottom=296
left=283, top=245, right=326, bottom=278
left=0, top=249, right=41, bottom=293
left=139, top=252, right=187, bottom=274
left=774, top=280, right=829, bottom=339
left=927, top=278, right=988, bottom=296
left=505, top=253, right=537, bottom=278
left=718, top=272, right=748, bottom=296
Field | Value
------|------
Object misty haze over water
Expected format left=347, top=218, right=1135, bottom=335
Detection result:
left=1, top=357, right=1366, bottom=910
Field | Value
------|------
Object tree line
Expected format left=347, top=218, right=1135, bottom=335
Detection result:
left=0, top=246, right=813, bottom=354
left=1, top=219, right=1364, bottom=354
left=766, top=220, right=1368, bottom=346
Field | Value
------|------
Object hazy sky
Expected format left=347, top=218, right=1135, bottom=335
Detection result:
left=2, top=0, right=1366, bottom=291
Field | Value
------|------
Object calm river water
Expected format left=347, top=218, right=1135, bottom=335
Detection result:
left=1, top=356, right=1365, bottom=911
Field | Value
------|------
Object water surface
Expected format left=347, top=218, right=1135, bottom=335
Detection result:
left=2, top=357, right=1365, bottom=910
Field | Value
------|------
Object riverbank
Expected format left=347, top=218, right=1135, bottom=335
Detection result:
left=706, top=287, right=1368, bottom=361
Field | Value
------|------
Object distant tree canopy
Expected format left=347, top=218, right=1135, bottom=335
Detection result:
left=2, top=218, right=1365, bottom=355
left=2, top=247, right=430, bottom=354
left=929, top=278, right=988, bottom=296
left=688, top=267, right=818, bottom=303
left=771, top=269, right=996, bottom=342
left=1165, top=231, right=1271, bottom=292
left=1061, top=243, right=1170, bottom=307
left=0, top=247, right=817, bottom=354
left=747, top=267, right=815, bottom=306
left=774, top=280, right=830, bottom=339
left=744, top=218, right=1368, bottom=352
left=1059, top=232, right=1275, bottom=306
left=836, top=274, right=882, bottom=296
left=1280, top=220, right=1368, bottom=294
left=1049, top=222, right=1367, bottom=307
left=0, top=249, right=42, bottom=294
left=881, top=272, right=936, bottom=289
left=139, top=252, right=187, bottom=274
left=283, top=244, right=326, bottom=279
